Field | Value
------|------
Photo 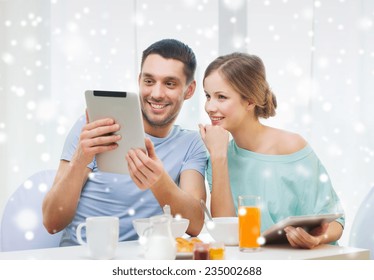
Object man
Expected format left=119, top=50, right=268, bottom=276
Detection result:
left=42, top=39, right=207, bottom=246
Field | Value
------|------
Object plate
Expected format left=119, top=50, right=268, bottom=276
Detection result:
left=176, top=252, right=193, bottom=259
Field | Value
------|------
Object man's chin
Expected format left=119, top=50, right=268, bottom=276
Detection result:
left=143, top=114, right=176, bottom=128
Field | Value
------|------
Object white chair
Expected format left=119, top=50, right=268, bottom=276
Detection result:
left=0, top=169, right=63, bottom=251
left=349, top=186, right=374, bottom=259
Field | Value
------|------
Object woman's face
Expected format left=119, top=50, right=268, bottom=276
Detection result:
left=204, top=70, right=249, bottom=132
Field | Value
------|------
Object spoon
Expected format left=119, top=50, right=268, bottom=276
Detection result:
left=163, top=204, right=171, bottom=215
left=200, top=199, right=213, bottom=221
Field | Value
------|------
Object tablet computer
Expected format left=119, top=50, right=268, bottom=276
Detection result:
left=85, top=90, right=146, bottom=174
left=262, top=213, right=343, bottom=244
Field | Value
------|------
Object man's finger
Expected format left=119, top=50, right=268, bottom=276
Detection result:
left=145, top=138, right=157, bottom=159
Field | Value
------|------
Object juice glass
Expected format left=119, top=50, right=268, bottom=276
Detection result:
left=238, top=195, right=261, bottom=252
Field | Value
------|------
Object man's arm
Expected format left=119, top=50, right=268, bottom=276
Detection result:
left=126, top=138, right=206, bottom=236
left=42, top=160, right=91, bottom=234
left=152, top=169, right=206, bottom=236
left=42, top=117, right=121, bottom=234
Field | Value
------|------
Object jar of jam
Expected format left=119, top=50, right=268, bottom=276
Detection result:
left=193, top=243, right=209, bottom=260
left=209, top=241, right=225, bottom=260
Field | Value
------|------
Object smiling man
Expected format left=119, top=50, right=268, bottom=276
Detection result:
left=42, top=39, right=207, bottom=246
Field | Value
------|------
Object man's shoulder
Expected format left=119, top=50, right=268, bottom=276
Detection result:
left=168, top=125, right=205, bottom=153
left=172, top=125, right=200, bottom=139
left=70, top=114, right=86, bottom=132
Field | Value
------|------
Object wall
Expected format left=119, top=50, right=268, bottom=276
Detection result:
left=1, top=0, right=373, bottom=246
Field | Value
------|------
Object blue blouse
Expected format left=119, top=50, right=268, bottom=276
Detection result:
left=207, top=140, right=345, bottom=234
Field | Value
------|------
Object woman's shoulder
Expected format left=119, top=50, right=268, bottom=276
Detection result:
left=269, top=128, right=307, bottom=155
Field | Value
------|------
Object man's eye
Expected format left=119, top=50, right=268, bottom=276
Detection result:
left=144, top=79, right=153, bottom=85
left=166, top=82, right=176, bottom=87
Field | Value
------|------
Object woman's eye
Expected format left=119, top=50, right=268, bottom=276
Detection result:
left=205, top=94, right=211, bottom=99
left=218, top=95, right=227, bottom=99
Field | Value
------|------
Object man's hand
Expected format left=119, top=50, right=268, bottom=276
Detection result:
left=126, top=138, right=165, bottom=190
left=74, top=115, right=121, bottom=167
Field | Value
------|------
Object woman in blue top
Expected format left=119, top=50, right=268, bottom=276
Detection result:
left=199, top=53, right=344, bottom=249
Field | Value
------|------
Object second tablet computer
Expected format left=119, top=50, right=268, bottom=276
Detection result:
left=85, top=90, right=146, bottom=174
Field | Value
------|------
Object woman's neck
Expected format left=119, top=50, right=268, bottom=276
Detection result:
left=231, top=120, right=268, bottom=153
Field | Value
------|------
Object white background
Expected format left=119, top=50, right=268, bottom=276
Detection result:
left=0, top=0, right=373, bottom=247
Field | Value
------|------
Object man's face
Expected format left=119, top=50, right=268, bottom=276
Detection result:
left=139, top=54, right=194, bottom=130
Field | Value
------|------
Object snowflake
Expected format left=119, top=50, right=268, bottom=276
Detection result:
left=128, top=208, right=135, bottom=216
left=16, top=209, right=38, bottom=230
left=2, top=53, right=14, bottom=65
left=238, top=207, right=247, bottom=216
left=257, top=236, right=266, bottom=245
left=319, top=173, right=329, bottom=183
left=25, top=231, right=35, bottom=241
left=23, top=180, right=33, bottom=190
left=206, top=220, right=215, bottom=230
left=0, top=132, right=7, bottom=144
left=222, top=0, right=245, bottom=11
left=36, top=134, right=46, bottom=143
left=38, top=183, right=48, bottom=193
left=358, top=17, right=373, bottom=31
left=41, top=153, right=50, bottom=162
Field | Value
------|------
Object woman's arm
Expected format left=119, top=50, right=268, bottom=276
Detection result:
left=199, top=124, right=235, bottom=217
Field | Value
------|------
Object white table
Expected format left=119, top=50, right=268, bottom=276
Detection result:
left=0, top=234, right=369, bottom=260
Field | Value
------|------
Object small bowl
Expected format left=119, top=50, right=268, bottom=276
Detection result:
left=132, top=217, right=189, bottom=238
left=205, top=217, right=239, bottom=246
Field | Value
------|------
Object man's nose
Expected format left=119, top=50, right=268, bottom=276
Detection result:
left=150, top=83, right=165, bottom=100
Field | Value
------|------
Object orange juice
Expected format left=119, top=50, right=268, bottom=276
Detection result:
left=238, top=206, right=261, bottom=250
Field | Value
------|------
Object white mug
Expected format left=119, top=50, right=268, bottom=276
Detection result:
left=76, top=216, right=119, bottom=259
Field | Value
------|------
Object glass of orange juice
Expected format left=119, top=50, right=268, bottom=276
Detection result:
left=238, top=195, right=261, bottom=252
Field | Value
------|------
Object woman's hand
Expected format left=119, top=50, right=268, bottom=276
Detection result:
left=284, top=223, right=329, bottom=249
left=199, top=124, right=229, bottom=157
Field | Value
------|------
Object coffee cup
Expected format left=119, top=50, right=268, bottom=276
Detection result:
left=76, top=216, right=119, bottom=259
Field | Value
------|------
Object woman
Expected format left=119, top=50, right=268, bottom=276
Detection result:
left=199, top=53, right=344, bottom=249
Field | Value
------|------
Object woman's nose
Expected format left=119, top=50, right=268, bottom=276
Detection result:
left=205, top=100, right=217, bottom=113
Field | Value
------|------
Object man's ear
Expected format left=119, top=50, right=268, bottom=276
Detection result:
left=138, top=73, right=141, bottom=86
left=184, top=80, right=196, bottom=100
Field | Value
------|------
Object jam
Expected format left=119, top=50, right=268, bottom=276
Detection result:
left=193, top=243, right=209, bottom=260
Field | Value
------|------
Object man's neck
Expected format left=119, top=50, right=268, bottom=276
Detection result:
left=143, top=121, right=174, bottom=138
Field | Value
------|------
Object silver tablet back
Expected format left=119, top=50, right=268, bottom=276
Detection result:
left=85, top=90, right=146, bottom=174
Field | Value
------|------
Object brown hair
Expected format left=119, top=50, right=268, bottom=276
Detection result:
left=141, top=39, right=196, bottom=84
left=203, top=52, right=277, bottom=119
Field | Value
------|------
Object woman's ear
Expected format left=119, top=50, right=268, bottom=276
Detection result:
left=246, top=100, right=256, bottom=111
